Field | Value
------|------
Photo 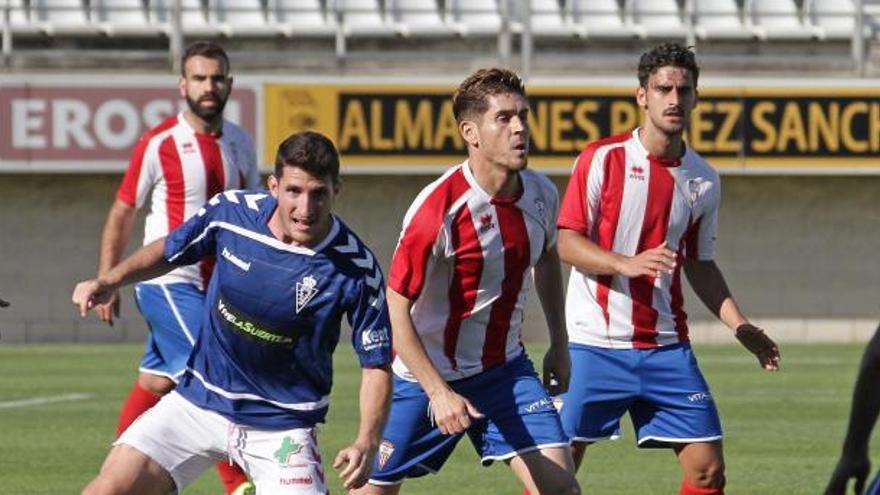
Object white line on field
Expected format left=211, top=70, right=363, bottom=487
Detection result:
left=0, top=393, right=93, bottom=410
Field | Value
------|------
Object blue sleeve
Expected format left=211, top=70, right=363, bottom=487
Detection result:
left=164, top=193, right=223, bottom=266
left=348, top=263, right=393, bottom=368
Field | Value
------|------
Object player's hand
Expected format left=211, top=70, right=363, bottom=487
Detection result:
left=428, top=388, right=484, bottom=435
left=825, top=453, right=870, bottom=495
left=72, top=279, right=115, bottom=318
left=332, top=441, right=376, bottom=491
left=735, top=323, right=780, bottom=371
left=543, top=344, right=571, bottom=396
left=616, top=242, right=676, bottom=279
left=95, top=291, right=120, bottom=327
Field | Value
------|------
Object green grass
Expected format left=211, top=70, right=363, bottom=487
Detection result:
left=0, top=343, right=872, bottom=494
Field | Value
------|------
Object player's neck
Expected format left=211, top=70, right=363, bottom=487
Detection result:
left=638, top=126, right=684, bottom=160
left=467, top=157, right=521, bottom=200
left=183, top=110, right=223, bottom=135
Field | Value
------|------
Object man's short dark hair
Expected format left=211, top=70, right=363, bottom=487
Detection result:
left=181, top=41, right=230, bottom=77
left=638, top=43, right=699, bottom=88
left=274, top=131, right=340, bottom=185
left=453, top=68, right=526, bottom=123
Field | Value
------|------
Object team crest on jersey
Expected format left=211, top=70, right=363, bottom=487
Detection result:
left=687, top=178, right=706, bottom=206
left=479, top=213, right=495, bottom=233
left=377, top=440, right=395, bottom=470
left=295, top=275, right=319, bottom=314
left=534, top=198, right=547, bottom=222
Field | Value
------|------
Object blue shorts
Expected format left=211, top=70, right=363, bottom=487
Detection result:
left=868, top=471, right=880, bottom=495
left=134, top=282, right=204, bottom=382
left=369, top=353, right=569, bottom=485
left=560, top=343, right=722, bottom=448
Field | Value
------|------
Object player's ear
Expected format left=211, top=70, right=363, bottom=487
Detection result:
left=267, top=174, right=279, bottom=196
left=459, top=119, right=479, bottom=147
left=636, top=85, right=647, bottom=109
left=178, top=76, right=187, bottom=99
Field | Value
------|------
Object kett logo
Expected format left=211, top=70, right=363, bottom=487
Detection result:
left=629, top=165, right=645, bottom=180
left=479, top=213, right=495, bottom=234
left=295, top=275, right=319, bottom=314
left=274, top=436, right=304, bottom=466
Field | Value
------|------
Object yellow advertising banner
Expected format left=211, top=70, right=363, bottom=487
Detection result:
left=264, top=83, right=880, bottom=174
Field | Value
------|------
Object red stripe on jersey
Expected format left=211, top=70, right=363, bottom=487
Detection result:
left=595, top=147, right=627, bottom=330
left=670, top=218, right=695, bottom=343
left=389, top=169, right=470, bottom=300
left=558, top=133, right=631, bottom=234
left=158, top=137, right=186, bottom=230
left=197, top=135, right=226, bottom=198
left=481, top=204, right=530, bottom=370
left=196, top=136, right=225, bottom=287
left=630, top=163, right=675, bottom=349
left=116, top=116, right=177, bottom=207
left=443, top=205, right=483, bottom=370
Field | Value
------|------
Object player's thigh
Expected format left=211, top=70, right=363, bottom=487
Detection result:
left=559, top=345, right=639, bottom=444
left=115, top=391, right=226, bottom=491
left=632, top=344, right=723, bottom=448
left=464, top=355, right=569, bottom=465
left=84, top=444, right=175, bottom=495
left=368, top=377, right=464, bottom=484
left=236, top=426, right=328, bottom=494
left=507, top=447, right=579, bottom=495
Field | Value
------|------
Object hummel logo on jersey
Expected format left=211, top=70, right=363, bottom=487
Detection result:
left=221, top=247, right=251, bottom=272
left=629, top=165, right=646, bottom=181
left=479, top=213, right=495, bottom=233
left=295, top=275, right=319, bottom=313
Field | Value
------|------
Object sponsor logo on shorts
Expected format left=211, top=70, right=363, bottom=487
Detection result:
left=274, top=436, right=305, bottom=466
left=279, top=476, right=314, bottom=486
left=523, top=397, right=554, bottom=414
left=378, top=440, right=394, bottom=470
left=221, top=247, right=251, bottom=272
left=217, top=298, right=295, bottom=346
left=361, top=327, right=390, bottom=352
left=296, top=275, right=319, bottom=313
left=687, top=392, right=713, bottom=402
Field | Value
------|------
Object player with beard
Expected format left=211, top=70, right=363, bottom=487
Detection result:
left=93, top=41, right=260, bottom=495
left=550, top=43, right=781, bottom=494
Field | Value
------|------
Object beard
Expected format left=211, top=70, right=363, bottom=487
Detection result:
left=186, top=93, right=228, bottom=121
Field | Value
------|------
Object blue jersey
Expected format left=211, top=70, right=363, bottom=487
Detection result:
left=163, top=189, right=392, bottom=429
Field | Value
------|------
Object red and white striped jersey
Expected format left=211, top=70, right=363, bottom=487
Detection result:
left=558, top=129, right=720, bottom=349
left=116, top=113, right=260, bottom=289
left=389, top=161, right=559, bottom=381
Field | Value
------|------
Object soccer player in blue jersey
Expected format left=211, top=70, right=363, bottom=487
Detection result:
left=73, top=131, right=392, bottom=495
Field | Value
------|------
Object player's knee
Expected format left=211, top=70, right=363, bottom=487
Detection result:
left=688, top=458, right=726, bottom=488
left=136, top=374, right=174, bottom=395
left=534, top=477, right=581, bottom=495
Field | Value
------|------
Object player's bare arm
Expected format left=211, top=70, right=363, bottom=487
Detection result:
left=386, top=287, right=483, bottom=435
left=557, top=228, right=676, bottom=278
left=533, top=245, right=570, bottom=395
left=73, top=238, right=174, bottom=318
left=684, top=258, right=780, bottom=371
left=335, top=364, right=393, bottom=491
left=825, top=326, right=880, bottom=495
left=95, top=199, right=138, bottom=326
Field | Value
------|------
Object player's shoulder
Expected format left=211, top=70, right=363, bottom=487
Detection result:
left=520, top=168, right=558, bottom=199
left=221, top=119, right=253, bottom=144
left=683, top=147, right=720, bottom=181
left=143, top=115, right=180, bottom=143
left=579, top=131, right=633, bottom=160
left=406, top=163, right=471, bottom=218
left=198, top=189, right=272, bottom=223
left=324, top=220, right=383, bottom=280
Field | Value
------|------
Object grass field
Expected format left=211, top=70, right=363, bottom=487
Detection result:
left=0, top=342, right=874, bottom=494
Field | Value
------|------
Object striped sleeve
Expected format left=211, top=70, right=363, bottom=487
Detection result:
left=116, top=134, right=156, bottom=208
left=558, top=145, right=599, bottom=234
left=164, top=192, right=223, bottom=266
left=694, top=175, right=721, bottom=260
left=388, top=195, right=445, bottom=300
left=348, top=249, right=393, bottom=368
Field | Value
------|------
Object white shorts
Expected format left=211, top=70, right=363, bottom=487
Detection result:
left=116, top=391, right=328, bottom=494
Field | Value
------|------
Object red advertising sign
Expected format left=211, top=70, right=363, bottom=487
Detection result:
left=0, top=82, right=257, bottom=171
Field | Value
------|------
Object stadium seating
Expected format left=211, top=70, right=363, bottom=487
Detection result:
left=452, top=0, right=501, bottom=37
left=807, top=0, right=858, bottom=40
left=390, top=0, right=454, bottom=37
left=571, top=0, right=638, bottom=39
left=746, top=0, right=822, bottom=39
left=273, top=0, right=336, bottom=37
left=93, top=0, right=164, bottom=36
left=33, top=0, right=101, bottom=35
left=629, top=0, right=687, bottom=39
left=692, top=0, right=752, bottom=40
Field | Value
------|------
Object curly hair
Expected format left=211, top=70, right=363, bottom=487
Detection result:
left=637, top=43, right=699, bottom=88
left=452, top=68, right=526, bottom=123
